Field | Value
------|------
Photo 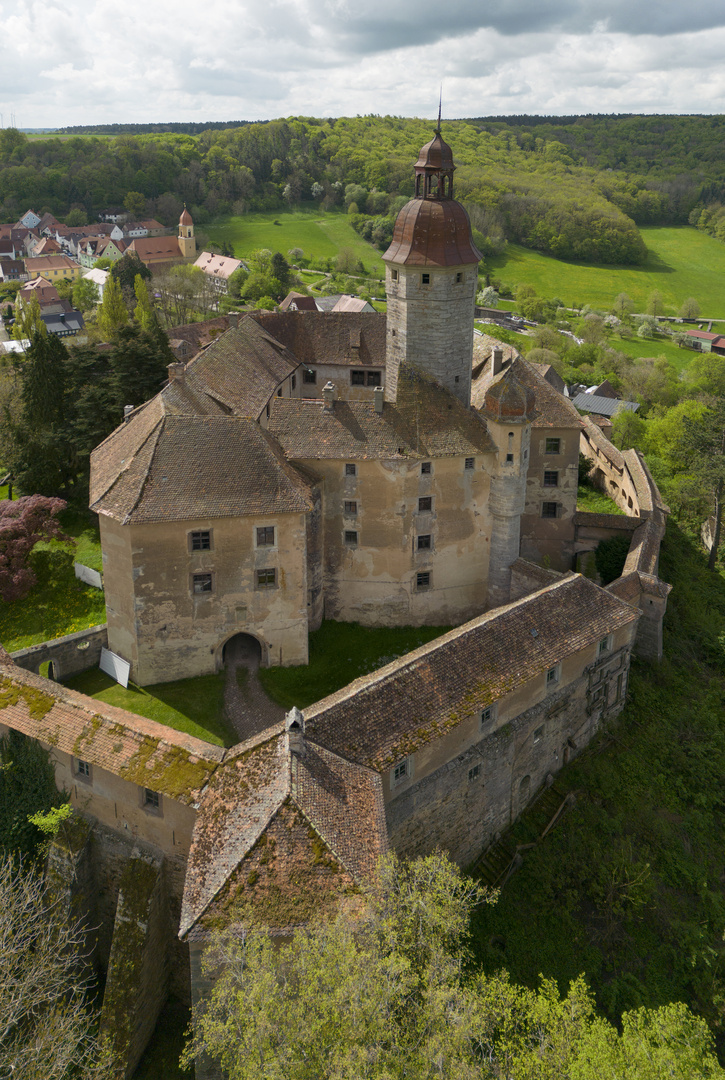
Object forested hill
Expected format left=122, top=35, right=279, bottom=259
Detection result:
left=2, top=114, right=725, bottom=264
left=55, top=121, right=252, bottom=135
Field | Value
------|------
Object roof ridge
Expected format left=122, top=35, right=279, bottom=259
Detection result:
left=122, top=416, right=165, bottom=524
left=90, top=409, right=164, bottom=510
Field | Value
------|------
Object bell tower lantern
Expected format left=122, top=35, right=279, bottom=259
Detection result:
left=383, top=117, right=481, bottom=405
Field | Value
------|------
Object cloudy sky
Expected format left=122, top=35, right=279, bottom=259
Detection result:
left=3, top=0, right=725, bottom=128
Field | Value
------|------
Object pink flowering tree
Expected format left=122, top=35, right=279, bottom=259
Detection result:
left=0, top=496, right=69, bottom=602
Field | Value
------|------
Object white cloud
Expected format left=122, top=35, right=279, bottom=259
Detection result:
left=2, top=0, right=725, bottom=125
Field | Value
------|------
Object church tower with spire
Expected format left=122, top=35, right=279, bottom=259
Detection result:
left=383, top=115, right=481, bottom=405
left=178, top=205, right=196, bottom=259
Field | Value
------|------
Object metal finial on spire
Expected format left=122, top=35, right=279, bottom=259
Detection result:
left=437, top=88, right=442, bottom=133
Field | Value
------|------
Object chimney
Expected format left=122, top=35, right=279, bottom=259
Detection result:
left=492, top=346, right=504, bottom=376
left=322, top=381, right=336, bottom=412
left=285, top=706, right=305, bottom=757
left=373, top=385, right=384, bottom=414
left=123, top=404, right=134, bottom=422
left=167, top=362, right=185, bottom=383
left=228, top=311, right=240, bottom=329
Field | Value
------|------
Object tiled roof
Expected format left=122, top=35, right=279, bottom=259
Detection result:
left=181, top=730, right=385, bottom=937
left=0, top=657, right=223, bottom=805
left=607, top=570, right=672, bottom=602
left=251, top=310, right=386, bottom=368
left=193, top=251, right=244, bottom=279
left=128, top=237, right=182, bottom=260
left=166, top=316, right=230, bottom=352
left=184, top=318, right=300, bottom=418
left=472, top=346, right=583, bottom=431
left=91, top=412, right=314, bottom=524
left=304, top=574, right=639, bottom=771
left=269, top=363, right=496, bottom=461
left=331, top=295, right=373, bottom=313
left=581, top=417, right=625, bottom=471
left=279, top=292, right=319, bottom=312
left=25, top=255, right=78, bottom=272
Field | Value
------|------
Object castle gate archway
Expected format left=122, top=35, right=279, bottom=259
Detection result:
left=219, top=633, right=284, bottom=742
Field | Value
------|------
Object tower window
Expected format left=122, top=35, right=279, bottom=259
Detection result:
left=464, top=457, right=474, bottom=470
left=456, top=272, right=463, bottom=283
left=256, top=526, right=275, bottom=547
left=417, top=534, right=431, bottom=550
left=416, top=571, right=431, bottom=591
left=391, top=269, right=398, bottom=281
left=344, top=530, right=358, bottom=546
left=422, top=273, right=430, bottom=285
left=192, top=573, right=213, bottom=594
left=542, top=502, right=558, bottom=519
left=189, top=530, right=211, bottom=551
left=468, top=764, right=480, bottom=782
left=418, top=497, right=432, bottom=512
left=506, top=453, right=514, bottom=463
left=256, top=568, right=277, bottom=589
left=544, top=471, right=559, bottom=487
left=545, top=438, right=561, bottom=454
left=421, top=461, right=431, bottom=475
left=345, top=463, right=356, bottom=477
left=344, top=501, right=358, bottom=515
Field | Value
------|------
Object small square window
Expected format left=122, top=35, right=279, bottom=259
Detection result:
left=506, top=453, right=514, bottom=463
left=416, top=571, right=431, bottom=591
left=418, top=496, right=432, bottom=512
left=345, top=463, right=356, bottom=477
left=190, top=530, right=211, bottom=551
left=422, top=273, right=430, bottom=285
left=417, top=534, right=431, bottom=550
left=545, top=437, right=561, bottom=454
left=542, top=502, right=558, bottom=519
left=421, top=461, right=431, bottom=475
left=598, top=635, right=612, bottom=655
left=256, top=568, right=277, bottom=588
left=256, top=526, right=275, bottom=547
left=546, top=665, right=560, bottom=686
left=76, top=758, right=91, bottom=778
left=533, top=725, right=544, bottom=744
left=468, top=764, right=480, bottom=781
left=192, top=573, right=213, bottom=594
left=144, top=788, right=160, bottom=809
left=464, top=457, right=475, bottom=470
left=366, top=371, right=381, bottom=386
left=543, top=471, right=559, bottom=487
left=393, top=758, right=409, bottom=784
left=344, top=500, right=357, bottom=515
left=351, top=370, right=365, bottom=386
left=303, top=368, right=316, bottom=384
left=344, top=530, right=358, bottom=545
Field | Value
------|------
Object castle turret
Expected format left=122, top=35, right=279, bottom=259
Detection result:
left=178, top=205, right=196, bottom=259
left=481, top=370, right=535, bottom=608
left=383, top=124, right=481, bottom=405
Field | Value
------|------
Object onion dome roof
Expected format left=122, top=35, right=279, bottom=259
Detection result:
left=383, top=198, right=482, bottom=267
left=179, top=206, right=193, bottom=226
left=481, top=371, right=536, bottom=423
left=414, top=131, right=455, bottom=172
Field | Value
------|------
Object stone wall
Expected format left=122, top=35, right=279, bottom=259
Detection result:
left=10, top=624, right=107, bottom=681
left=387, top=646, right=632, bottom=866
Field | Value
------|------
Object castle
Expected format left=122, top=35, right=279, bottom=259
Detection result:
left=0, top=126, right=671, bottom=1078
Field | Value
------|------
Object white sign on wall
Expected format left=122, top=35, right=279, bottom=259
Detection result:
left=74, top=562, right=103, bottom=589
left=100, top=647, right=131, bottom=688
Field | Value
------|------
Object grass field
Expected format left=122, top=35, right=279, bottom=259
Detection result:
left=258, top=620, right=451, bottom=710
left=0, top=507, right=106, bottom=652
left=206, top=208, right=384, bottom=274
left=63, top=667, right=236, bottom=747
left=488, top=227, right=725, bottom=316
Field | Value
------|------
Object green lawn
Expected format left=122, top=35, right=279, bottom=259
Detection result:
left=206, top=208, right=384, bottom=274
left=487, top=227, right=725, bottom=316
left=258, top=620, right=452, bottom=710
left=576, top=484, right=625, bottom=515
left=0, top=507, right=106, bottom=652
left=62, top=668, right=236, bottom=748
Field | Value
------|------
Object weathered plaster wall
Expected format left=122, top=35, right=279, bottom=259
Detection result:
left=303, top=455, right=492, bottom=627
left=104, top=511, right=310, bottom=685
left=300, top=362, right=385, bottom=402
left=10, top=624, right=108, bottom=681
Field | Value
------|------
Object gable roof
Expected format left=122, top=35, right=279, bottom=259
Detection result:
left=193, top=251, right=244, bottom=280
left=570, top=393, right=639, bottom=417
left=471, top=342, right=583, bottom=431
left=304, top=574, right=639, bottom=772
left=268, top=362, right=496, bottom=461
left=128, top=236, right=182, bottom=260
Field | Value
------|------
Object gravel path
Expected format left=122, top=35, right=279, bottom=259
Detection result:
left=222, top=634, right=285, bottom=743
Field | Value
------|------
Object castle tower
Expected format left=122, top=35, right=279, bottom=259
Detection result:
left=383, top=123, right=482, bottom=405
left=481, top=371, right=535, bottom=608
left=178, top=205, right=196, bottom=259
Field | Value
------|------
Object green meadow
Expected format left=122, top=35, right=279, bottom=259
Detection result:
left=206, top=208, right=384, bottom=274
left=488, top=227, right=725, bottom=316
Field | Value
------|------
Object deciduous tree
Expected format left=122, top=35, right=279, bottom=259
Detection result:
left=97, top=275, right=129, bottom=339
left=0, top=495, right=68, bottom=601
left=681, top=398, right=725, bottom=569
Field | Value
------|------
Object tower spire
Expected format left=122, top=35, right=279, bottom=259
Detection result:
left=437, top=88, right=442, bottom=134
